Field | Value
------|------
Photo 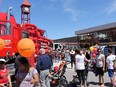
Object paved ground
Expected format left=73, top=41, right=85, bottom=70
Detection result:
left=12, top=61, right=112, bottom=87
left=53, top=61, right=111, bottom=87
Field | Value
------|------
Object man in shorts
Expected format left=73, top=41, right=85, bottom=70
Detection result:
left=106, top=48, right=116, bottom=85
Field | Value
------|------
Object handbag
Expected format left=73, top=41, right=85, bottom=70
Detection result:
left=20, top=68, right=37, bottom=87
left=16, top=71, right=28, bottom=87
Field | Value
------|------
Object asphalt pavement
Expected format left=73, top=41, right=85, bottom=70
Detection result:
left=53, top=61, right=111, bottom=87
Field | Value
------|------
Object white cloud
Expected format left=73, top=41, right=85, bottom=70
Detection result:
left=49, top=0, right=81, bottom=21
left=107, top=0, right=116, bottom=14
left=62, top=0, right=80, bottom=21
left=49, top=0, right=58, bottom=8
left=64, top=7, right=79, bottom=21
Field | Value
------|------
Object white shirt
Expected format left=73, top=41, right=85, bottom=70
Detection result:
left=75, top=54, right=85, bottom=70
left=96, top=54, right=105, bottom=67
left=106, top=54, right=116, bottom=69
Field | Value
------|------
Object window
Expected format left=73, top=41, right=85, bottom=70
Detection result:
left=0, top=21, right=11, bottom=35
left=22, top=30, right=28, bottom=38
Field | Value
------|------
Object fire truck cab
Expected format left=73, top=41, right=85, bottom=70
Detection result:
left=0, top=3, right=53, bottom=81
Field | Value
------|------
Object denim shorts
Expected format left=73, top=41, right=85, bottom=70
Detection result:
left=108, top=69, right=114, bottom=77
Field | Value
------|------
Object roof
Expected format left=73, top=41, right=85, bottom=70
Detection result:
left=75, top=22, right=116, bottom=35
left=53, top=36, right=77, bottom=43
left=21, top=0, right=31, bottom=7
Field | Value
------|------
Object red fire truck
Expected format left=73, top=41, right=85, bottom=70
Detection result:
left=0, top=1, right=53, bottom=78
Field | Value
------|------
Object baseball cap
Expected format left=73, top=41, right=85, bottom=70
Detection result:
left=0, top=59, right=6, bottom=63
left=70, top=50, right=75, bottom=54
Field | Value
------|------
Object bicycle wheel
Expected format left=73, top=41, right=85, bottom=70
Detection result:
left=59, top=78, right=68, bottom=87
left=61, top=75, right=66, bottom=79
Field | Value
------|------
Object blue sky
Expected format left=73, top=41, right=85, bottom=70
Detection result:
left=0, top=0, right=116, bottom=40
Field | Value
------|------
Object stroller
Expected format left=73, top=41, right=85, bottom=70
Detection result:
left=49, top=61, right=68, bottom=87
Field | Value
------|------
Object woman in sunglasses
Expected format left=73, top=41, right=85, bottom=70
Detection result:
left=0, top=58, right=12, bottom=87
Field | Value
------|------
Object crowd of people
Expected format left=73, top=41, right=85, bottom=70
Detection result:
left=0, top=47, right=116, bottom=87
left=49, top=47, right=116, bottom=87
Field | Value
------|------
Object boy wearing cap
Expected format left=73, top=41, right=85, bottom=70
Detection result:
left=70, top=50, right=75, bottom=68
left=0, top=58, right=12, bottom=87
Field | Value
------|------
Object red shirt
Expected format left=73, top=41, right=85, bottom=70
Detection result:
left=0, top=66, right=9, bottom=84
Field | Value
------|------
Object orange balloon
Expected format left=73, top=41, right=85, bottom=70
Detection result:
left=17, top=38, right=35, bottom=58
left=0, top=38, right=5, bottom=50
